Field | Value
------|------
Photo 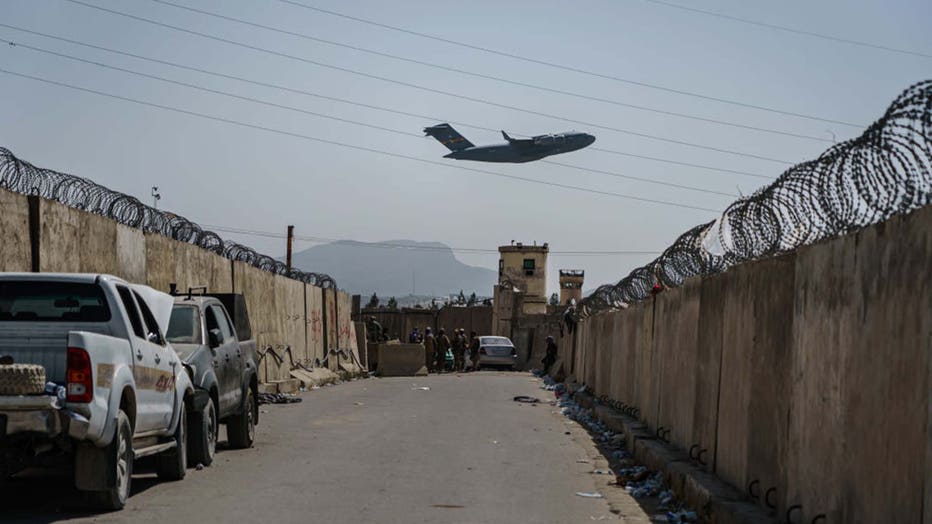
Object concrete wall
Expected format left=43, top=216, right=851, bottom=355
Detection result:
left=307, top=286, right=324, bottom=364
left=1, top=189, right=338, bottom=385
left=568, top=204, right=932, bottom=521
left=0, top=190, right=31, bottom=272
left=358, top=306, right=494, bottom=341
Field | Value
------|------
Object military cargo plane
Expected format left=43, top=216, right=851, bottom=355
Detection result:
left=424, top=123, right=595, bottom=163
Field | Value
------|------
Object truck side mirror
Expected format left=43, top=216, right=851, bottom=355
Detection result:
left=208, top=328, right=223, bottom=349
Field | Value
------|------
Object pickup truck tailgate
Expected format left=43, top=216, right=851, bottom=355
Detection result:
left=0, top=324, right=113, bottom=383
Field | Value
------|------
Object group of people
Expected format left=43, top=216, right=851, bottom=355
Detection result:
left=368, top=316, right=560, bottom=375
left=409, top=326, right=480, bottom=373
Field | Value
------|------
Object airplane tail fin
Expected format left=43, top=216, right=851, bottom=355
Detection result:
left=424, top=123, right=474, bottom=152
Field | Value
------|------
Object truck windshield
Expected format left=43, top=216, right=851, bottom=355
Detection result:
left=166, top=306, right=202, bottom=344
left=0, top=281, right=111, bottom=322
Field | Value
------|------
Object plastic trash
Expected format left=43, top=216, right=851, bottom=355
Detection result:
left=575, top=492, right=604, bottom=498
left=411, top=386, right=431, bottom=391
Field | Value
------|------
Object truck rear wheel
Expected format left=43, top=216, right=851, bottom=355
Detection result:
left=0, top=364, right=46, bottom=395
left=156, top=402, right=187, bottom=481
left=227, top=388, right=255, bottom=449
left=88, top=409, right=133, bottom=510
left=188, top=397, right=217, bottom=466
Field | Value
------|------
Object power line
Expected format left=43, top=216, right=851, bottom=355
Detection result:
left=145, top=0, right=829, bottom=144
left=588, top=148, right=770, bottom=179
left=0, top=37, right=738, bottom=198
left=203, top=224, right=663, bottom=256
left=60, top=0, right=794, bottom=165
left=273, top=0, right=864, bottom=128
left=639, top=0, right=932, bottom=60
left=0, top=21, right=773, bottom=181
left=0, top=67, right=726, bottom=213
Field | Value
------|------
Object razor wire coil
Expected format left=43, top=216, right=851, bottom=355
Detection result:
left=0, top=149, right=336, bottom=289
left=575, top=80, right=932, bottom=318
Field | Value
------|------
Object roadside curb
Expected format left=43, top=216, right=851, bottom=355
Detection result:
left=574, top=391, right=778, bottom=524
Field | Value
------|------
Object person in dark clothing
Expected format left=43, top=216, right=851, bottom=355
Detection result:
left=423, top=327, right=435, bottom=372
left=452, top=329, right=467, bottom=371
left=468, top=331, right=481, bottom=371
left=366, top=316, right=383, bottom=342
left=409, top=327, right=422, bottom=343
left=542, top=336, right=558, bottom=375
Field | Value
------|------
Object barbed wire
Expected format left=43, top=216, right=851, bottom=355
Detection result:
left=577, top=80, right=932, bottom=318
left=0, top=149, right=337, bottom=289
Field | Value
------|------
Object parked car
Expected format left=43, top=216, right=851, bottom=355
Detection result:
left=165, top=290, right=258, bottom=466
left=476, top=336, right=518, bottom=370
left=0, top=273, right=199, bottom=510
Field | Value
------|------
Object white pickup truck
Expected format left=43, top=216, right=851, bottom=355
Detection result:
left=0, top=273, right=200, bottom=509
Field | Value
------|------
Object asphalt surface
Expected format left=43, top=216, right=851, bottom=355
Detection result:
left=1, top=371, right=647, bottom=523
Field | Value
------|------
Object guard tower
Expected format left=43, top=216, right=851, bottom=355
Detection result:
left=497, top=241, right=549, bottom=314
left=559, top=270, right=585, bottom=305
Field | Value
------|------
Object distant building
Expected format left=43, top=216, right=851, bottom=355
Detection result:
left=497, top=241, right=549, bottom=315
left=559, top=269, right=584, bottom=305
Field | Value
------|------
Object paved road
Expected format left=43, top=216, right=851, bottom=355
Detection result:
left=2, top=372, right=649, bottom=523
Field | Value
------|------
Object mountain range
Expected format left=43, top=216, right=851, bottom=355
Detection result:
left=288, top=240, right=497, bottom=299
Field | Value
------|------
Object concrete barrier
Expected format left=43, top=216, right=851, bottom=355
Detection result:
left=568, top=204, right=932, bottom=520
left=377, top=343, right=428, bottom=377
left=115, top=225, right=146, bottom=283
left=307, top=286, right=324, bottom=364
left=692, top=273, right=727, bottom=471
left=38, top=199, right=81, bottom=273
left=654, top=278, right=701, bottom=451
left=0, top=191, right=31, bottom=272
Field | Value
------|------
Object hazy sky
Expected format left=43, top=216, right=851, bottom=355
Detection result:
left=3, top=0, right=930, bottom=294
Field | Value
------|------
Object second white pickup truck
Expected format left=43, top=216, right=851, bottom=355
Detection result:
left=0, top=273, right=201, bottom=509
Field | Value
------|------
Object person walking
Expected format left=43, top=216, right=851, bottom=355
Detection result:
left=365, top=316, right=383, bottom=343
left=436, top=328, right=451, bottom=372
left=542, top=336, right=558, bottom=375
left=423, top=327, right=435, bottom=372
left=452, top=329, right=467, bottom=372
left=468, top=331, right=480, bottom=371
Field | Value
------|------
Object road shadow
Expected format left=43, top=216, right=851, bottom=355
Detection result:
left=0, top=458, right=175, bottom=523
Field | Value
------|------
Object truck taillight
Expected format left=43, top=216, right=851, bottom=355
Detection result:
left=66, top=347, right=93, bottom=403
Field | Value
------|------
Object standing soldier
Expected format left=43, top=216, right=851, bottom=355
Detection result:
left=542, top=336, right=558, bottom=375
left=468, top=331, right=480, bottom=372
left=452, top=329, right=467, bottom=372
left=366, top=316, right=383, bottom=343
left=436, top=328, right=451, bottom=372
left=423, top=327, right=435, bottom=372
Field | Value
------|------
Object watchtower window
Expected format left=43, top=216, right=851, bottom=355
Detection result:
left=523, top=258, right=535, bottom=276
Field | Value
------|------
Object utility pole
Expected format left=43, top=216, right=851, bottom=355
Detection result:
left=151, top=186, right=161, bottom=209
left=286, top=225, right=294, bottom=272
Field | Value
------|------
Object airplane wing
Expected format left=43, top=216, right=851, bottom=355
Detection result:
left=501, top=131, right=535, bottom=147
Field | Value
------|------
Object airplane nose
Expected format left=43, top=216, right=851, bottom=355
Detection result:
left=586, top=134, right=596, bottom=145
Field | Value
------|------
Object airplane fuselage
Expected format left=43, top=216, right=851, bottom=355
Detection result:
left=423, top=123, right=595, bottom=163
left=443, top=132, right=596, bottom=163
